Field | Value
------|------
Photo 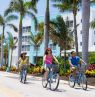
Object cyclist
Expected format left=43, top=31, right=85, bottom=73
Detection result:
left=17, top=52, right=29, bottom=82
left=43, top=48, right=59, bottom=80
left=69, top=51, right=86, bottom=71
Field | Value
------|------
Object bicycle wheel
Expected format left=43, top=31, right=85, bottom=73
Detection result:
left=50, top=73, right=60, bottom=91
left=69, top=73, right=75, bottom=88
left=42, top=73, right=48, bottom=88
left=81, top=74, right=87, bottom=90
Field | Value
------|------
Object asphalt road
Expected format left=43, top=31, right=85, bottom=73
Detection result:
left=0, top=71, right=95, bottom=97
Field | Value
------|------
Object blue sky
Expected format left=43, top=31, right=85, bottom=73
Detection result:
left=0, top=0, right=60, bottom=35
left=0, top=0, right=59, bottom=16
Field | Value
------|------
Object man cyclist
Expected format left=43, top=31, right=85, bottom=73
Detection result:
left=69, top=51, right=86, bottom=70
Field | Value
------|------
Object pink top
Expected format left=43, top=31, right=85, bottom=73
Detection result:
left=44, top=55, right=53, bottom=64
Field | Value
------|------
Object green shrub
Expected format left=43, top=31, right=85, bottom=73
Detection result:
left=36, top=58, right=43, bottom=67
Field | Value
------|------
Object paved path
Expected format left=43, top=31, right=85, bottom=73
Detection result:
left=0, top=71, right=95, bottom=97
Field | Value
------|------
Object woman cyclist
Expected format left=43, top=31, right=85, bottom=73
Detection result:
left=18, top=52, right=29, bottom=82
left=43, top=48, right=59, bottom=80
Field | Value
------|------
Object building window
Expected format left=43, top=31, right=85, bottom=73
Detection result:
left=34, top=45, right=40, bottom=51
left=22, top=45, right=30, bottom=51
left=94, top=31, right=95, bottom=35
left=22, top=26, right=31, bottom=33
left=81, top=19, right=82, bottom=23
left=80, top=42, right=82, bottom=46
left=66, top=20, right=73, bottom=27
left=27, top=45, right=30, bottom=51
left=50, top=43, right=56, bottom=50
left=94, top=42, right=95, bottom=45
left=22, top=45, right=24, bottom=51
left=22, top=36, right=30, bottom=42
left=14, top=37, right=17, bottom=40
left=80, top=30, right=82, bottom=34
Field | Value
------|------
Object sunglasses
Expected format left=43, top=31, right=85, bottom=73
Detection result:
left=47, top=50, right=51, bottom=51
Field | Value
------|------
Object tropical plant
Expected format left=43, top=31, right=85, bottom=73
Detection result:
left=30, top=32, right=43, bottom=64
left=0, top=14, right=18, bottom=66
left=44, top=0, right=50, bottom=50
left=52, top=0, right=81, bottom=55
left=7, top=32, right=18, bottom=68
left=50, top=16, right=74, bottom=65
left=4, top=43, right=8, bottom=66
left=82, top=0, right=90, bottom=64
left=5, top=0, right=38, bottom=60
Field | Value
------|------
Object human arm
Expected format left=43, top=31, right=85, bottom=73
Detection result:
left=53, top=56, right=60, bottom=64
left=69, top=59, right=74, bottom=67
left=80, top=58, right=87, bottom=65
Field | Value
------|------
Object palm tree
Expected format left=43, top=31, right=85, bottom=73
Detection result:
left=82, top=0, right=90, bottom=64
left=7, top=32, right=18, bottom=68
left=37, top=17, right=74, bottom=58
left=4, top=43, right=8, bottom=66
left=0, top=14, right=18, bottom=66
left=44, top=0, right=50, bottom=50
left=30, top=32, right=43, bottom=64
left=50, top=16, right=73, bottom=64
left=52, top=0, right=81, bottom=55
left=5, top=0, right=38, bottom=60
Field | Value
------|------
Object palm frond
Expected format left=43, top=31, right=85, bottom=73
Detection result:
left=7, top=23, right=18, bottom=32
left=4, top=8, right=13, bottom=16
left=53, top=3, right=72, bottom=12
left=26, top=11, right=38, bottom=30
left=0, top=15, right=4, bottom=25
left=30, top=32, right=36, bottom=44
left=5, top=15, right=18, bottom=23
left=25, top=2, right=37, bottom=13
left=50, top=16, right=74, bottom=50
left=91, top=19, right=95, bottom=29
left=37, top=22, right=44, bottom=33
left=30, top=31, right=43, bottom=46
left=7, top=32, right=17, bottom=49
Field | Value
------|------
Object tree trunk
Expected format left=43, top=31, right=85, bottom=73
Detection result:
left=35, top=46, right=38, bottom=65
left=64, top=49, right=66, bottom=69
left=5, top=53, right=8, bottom=66
left=82, top=0, right=90, bottom=64
left=1, top=26, right=5, bottom=67
left=73, top=13, right=79, bottom=55
left=10, top=49, right=13, bottom=69
left=44, top=0, right=50, bottom=50
left=18, top=15, right=23, bottom=60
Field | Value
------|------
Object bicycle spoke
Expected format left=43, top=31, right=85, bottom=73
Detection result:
left=50, top=73, right=60, bottom=91
left=69, top=74, right=75, bottom=88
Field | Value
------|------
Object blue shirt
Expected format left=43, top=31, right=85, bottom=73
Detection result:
left=69, top=56, right=80, bottom=67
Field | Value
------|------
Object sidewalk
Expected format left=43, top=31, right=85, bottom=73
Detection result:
left=1, top=71, right=95, bottom=88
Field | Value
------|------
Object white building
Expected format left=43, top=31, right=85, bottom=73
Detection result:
left=61, top=6, right=95, bottom=52
left=11, top=26, right=31, bottom=65
left=11, top=6, right=95, bottom=65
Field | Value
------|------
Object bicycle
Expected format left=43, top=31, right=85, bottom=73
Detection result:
left=69, top=64, right=87, bottom=90
left=20, top=65, right=27, bottom=84
left=42, top=64, right=60, bottom=91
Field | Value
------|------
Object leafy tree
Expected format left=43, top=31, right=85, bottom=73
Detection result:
left=5, top=0, right=38, bottom=60
left=52, top=0, right=81, bottom=55
left=30, top=32, right=43, bottom=64
left=0, top=14, right=18, bottom=66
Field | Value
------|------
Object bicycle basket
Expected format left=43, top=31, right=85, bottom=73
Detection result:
left=52, top=64, right=59, bottom=73
left=79, top=65, right=86, bottom=73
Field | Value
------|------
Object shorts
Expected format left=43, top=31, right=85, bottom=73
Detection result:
left=44, top=64, right=52, bottom=71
